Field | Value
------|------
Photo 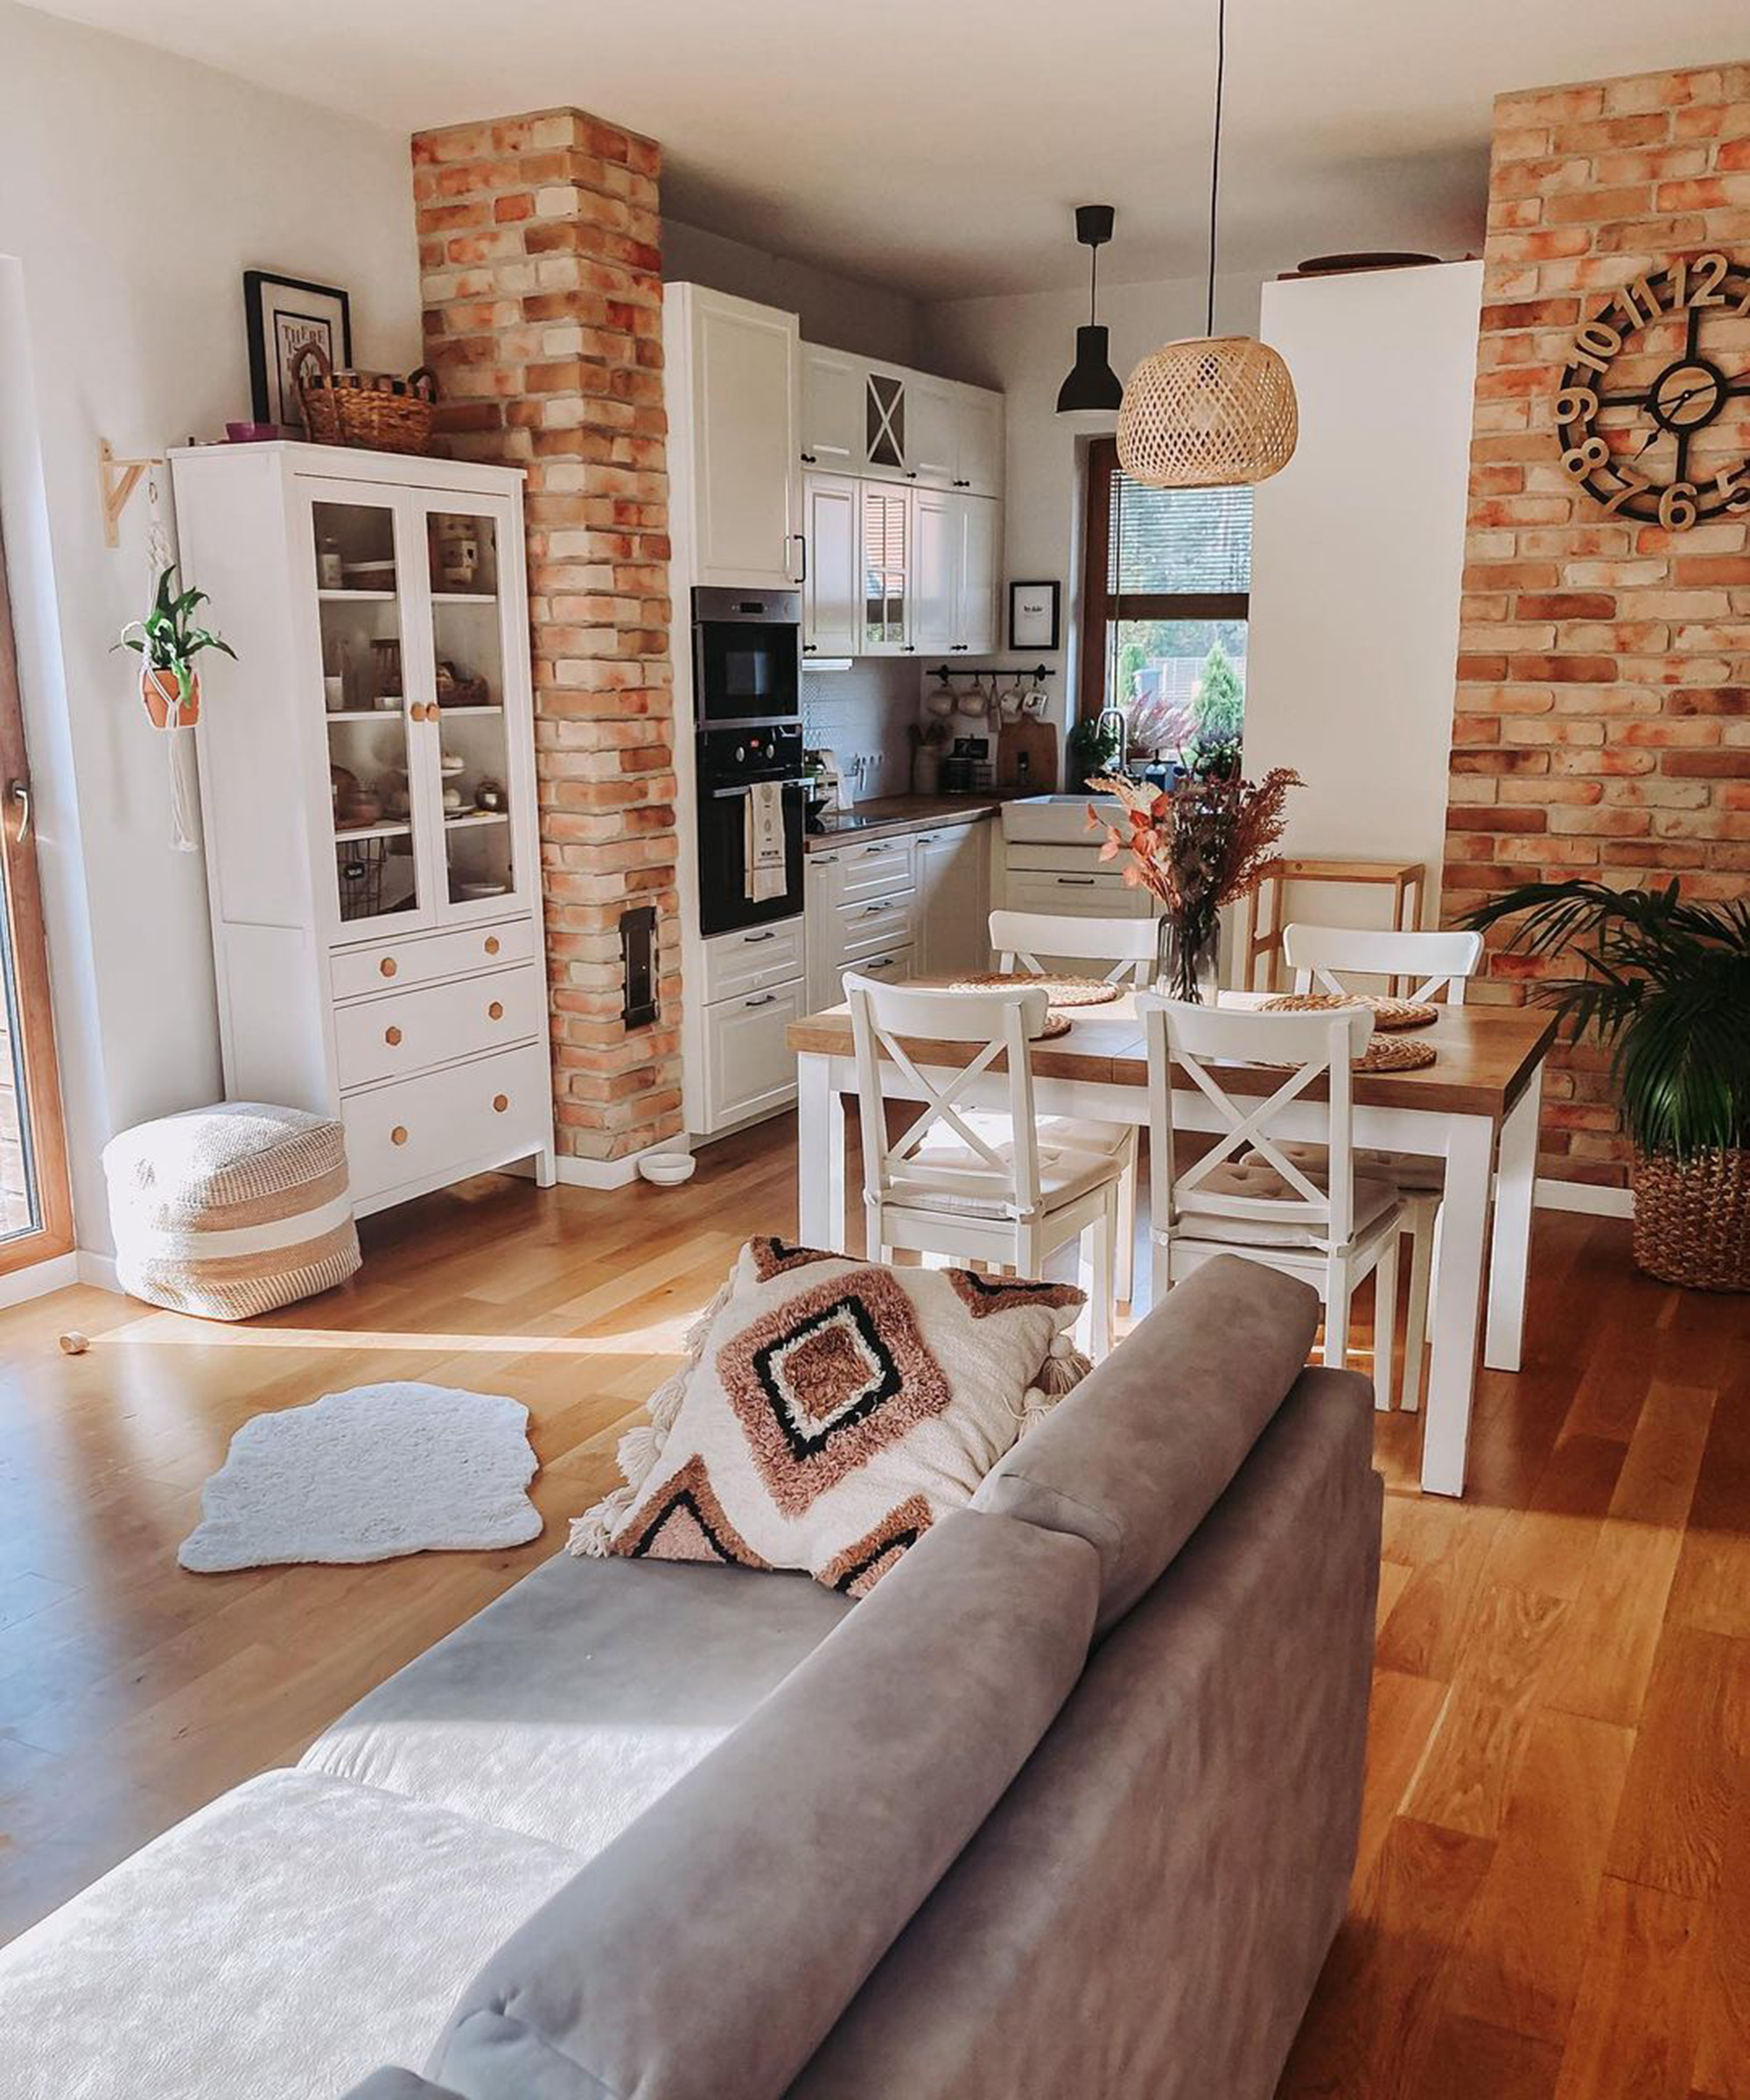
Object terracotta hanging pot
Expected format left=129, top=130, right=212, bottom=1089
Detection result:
left=140, top=667, right=200, bottom=730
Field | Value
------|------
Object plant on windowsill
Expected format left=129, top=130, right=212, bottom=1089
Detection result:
left=1066, top=713, right=1124, bottom=792
left=1465, top=878, right=1749, bottom=1292
left=1088, top=755, right=1300, bottom=1003
left=114, top=564, right=237, bottom=730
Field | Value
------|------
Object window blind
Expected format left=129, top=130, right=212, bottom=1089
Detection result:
left=1106, top=476, right=1252, bottom=596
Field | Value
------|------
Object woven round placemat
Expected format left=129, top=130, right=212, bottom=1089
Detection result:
left=1254, top=1035, right=1436, bottom=1074
left=952, top=971, right=1123, bottom=1008
left=1261, top=991, right=1439, bottom=1031
left=1034, top=1012, right=1072, bottom=1040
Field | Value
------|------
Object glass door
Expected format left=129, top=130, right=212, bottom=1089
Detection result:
left=0, top=522, right=73, bottom=1277
left=308, top=489, right=430, bottom=937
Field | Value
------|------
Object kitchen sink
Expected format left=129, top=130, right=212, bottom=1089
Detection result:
left=1000, top=792, right=1112, bottom=846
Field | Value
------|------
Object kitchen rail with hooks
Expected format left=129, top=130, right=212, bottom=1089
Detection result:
left=928, top=664, right=1056, bottom=681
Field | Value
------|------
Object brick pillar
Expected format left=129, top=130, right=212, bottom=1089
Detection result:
left=412, top=108, right=681, bottom=1169
left=1444, top=65, right=1750, bottom=1190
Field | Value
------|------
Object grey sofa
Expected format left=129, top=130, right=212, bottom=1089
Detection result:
left=0, top=1256, right=1381, bottom=2100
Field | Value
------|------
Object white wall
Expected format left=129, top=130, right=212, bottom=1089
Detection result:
left=920, top=270, right=1265, bottom=726
left=1243, top=262, right=1481, bottom=923
left=0, top=0, right=420, bottom=1251
left=664, top=219, right=920, bottom=366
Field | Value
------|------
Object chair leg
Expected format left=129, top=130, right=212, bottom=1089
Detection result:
left=1372, top=1229, right=1399, bottom=1412
left=1401, top=1200, right=1435, bottom=1416
left=1115, top=1145, right=1138, bottom=1307
left=1322, top=1256, right=1351, bottom=1371
left=1093, top=1186, right=1117, bottom=1357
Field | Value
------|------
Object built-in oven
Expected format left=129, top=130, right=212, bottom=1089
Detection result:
left=695, top=721, right=807, bottom=937
left=692, top=586, right=802, bottom=725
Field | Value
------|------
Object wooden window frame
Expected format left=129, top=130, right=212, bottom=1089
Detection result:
left=1076, top=436, right=1250, bottom=724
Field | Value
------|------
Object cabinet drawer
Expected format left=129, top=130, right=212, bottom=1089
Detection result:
left=836, top=836, right=915, bottom=905
left=334, top=964, right=543, bottom=1091
left=702, top=980, right=806, bottom=1130
left=342, top=1044, right=550, bottom=1200
left=840, top=944, right=914, bottom=993
left=331, top=917, right=537, bottom=1000
left=700, top=919, right=806, bottom=1004
left=835, top=894, right=914, bottom=966
left=1004, top=871, right=1153, bottom=919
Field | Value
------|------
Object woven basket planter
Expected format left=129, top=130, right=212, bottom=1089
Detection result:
left=1631, top=1146, right=1750, bottom=1292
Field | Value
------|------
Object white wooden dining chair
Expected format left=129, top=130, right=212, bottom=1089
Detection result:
left=1281, top=922, right=1485, bottom=1413
left=845, top=972, right=1124, bottom=1356
left=1136, top=993, right=1408, bottom=1407
left=987, top=907, right=1156, bottom=1306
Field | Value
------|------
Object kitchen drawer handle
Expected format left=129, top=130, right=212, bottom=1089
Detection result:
left=488, top=1000, right=504, bottom=1020
left=380, top=957, right=397, bottom=978
left=493, top=1094, right=509, bottom=1113
left=743, top=930, right=777, bottom=944
left=744, top=993, right=778, bottom=1009
left=858, top=844, right=888, bottom=857
left=866, top=956, right=897, bottom=970
left=391, top=1124, right=409, bottom=1146
left=384, top=1026, right=403, bottom=1046
left=484, top=935, right=500, bottom=956
left=1056, top=877, right=1096, bottom=886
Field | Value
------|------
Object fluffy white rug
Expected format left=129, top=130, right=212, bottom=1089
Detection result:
left=179, top=1382, right=542, bottom=1572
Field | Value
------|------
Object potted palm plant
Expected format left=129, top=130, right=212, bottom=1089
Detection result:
left=1466, top=878, right=1749, bottom=1291
left=114, top=564, right=236, bottom=729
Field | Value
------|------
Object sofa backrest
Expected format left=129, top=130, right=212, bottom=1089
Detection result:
left=973, top=1254, right=1320, bottom=1634
left=424, top=1507, right=1101, bottom=2100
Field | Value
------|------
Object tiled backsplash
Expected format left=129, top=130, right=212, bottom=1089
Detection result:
left=801, top=659, right=920, bottom=802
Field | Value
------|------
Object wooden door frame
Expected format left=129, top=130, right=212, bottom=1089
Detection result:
left=0, top=521, right=74, bottom=1274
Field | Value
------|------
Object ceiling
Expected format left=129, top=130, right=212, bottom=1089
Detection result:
left=22, top=0, right=1749, bottom=301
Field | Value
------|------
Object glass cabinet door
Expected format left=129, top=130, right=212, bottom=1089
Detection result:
left=419, top=500, right=526, bottom=921
left=861, top=483, right=911, bottom=651
left=311, top=494, right=427, bottom=933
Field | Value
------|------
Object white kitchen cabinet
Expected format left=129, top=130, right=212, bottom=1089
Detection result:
left=702, top=978, right=807, bottom=1130
left=955, top=390, right=1004, bottom=497
left=914, top=825, right=990, bottom=976
left=859, top=483, right=914, bottom=655
left=836, top=834, right=917, bottom=904
left=911, top=487, right=959, bottom=654
left=667, top=283, right=802, bottom=590
left=954, top=494, right=1000, bottom=654
left=800, top=345, right=863, bottom=471
left=168, top=441, right=556, bottom=1216
left=802, top=472, right=860, bottom=659
left=907, top=377, right=961, bottom=486
left=806, top=843, right=920, bottom=1009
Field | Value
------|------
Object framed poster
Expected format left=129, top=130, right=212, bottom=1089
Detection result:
left=1008, top=579, right=1060, bottom=653
left=244, top=271, right=353, bottom=434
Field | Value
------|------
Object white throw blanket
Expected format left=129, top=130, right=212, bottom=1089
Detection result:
left=744, top=780, right=788, bottom=902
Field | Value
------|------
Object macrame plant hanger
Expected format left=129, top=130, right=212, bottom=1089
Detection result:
left=144, top=471, right=200, bottom=854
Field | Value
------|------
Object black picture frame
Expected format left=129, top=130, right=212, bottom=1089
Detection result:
left=1008, top=579, right=1060, bottom=653
left=244, top=270, right=354, bottom=434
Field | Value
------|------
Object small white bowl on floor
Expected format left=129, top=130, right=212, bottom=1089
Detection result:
left=637, top=1152, right=696, bottom=1187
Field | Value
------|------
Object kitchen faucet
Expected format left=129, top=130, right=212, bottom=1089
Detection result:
left=1096, top=702, right=1130, bottom=776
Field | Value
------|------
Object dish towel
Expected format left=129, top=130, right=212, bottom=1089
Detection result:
left=744, top=780, right=788, bottom=902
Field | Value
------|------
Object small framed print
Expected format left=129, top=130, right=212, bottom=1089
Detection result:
left=244, top=271, right=353, bottom=434
left=1008, top=579, right=1060, bottom=653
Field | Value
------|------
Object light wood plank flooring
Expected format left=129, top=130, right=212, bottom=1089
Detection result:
left=1, top=1116, right=1745, bottom=2100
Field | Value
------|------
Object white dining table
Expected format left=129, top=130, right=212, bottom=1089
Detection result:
left=787, top=986, right=1559, bottom=1498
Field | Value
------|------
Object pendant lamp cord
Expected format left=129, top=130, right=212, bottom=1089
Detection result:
left=1205, top=0, right=1226, bottom=336
left=1088, top=238, right=1099, bottom=329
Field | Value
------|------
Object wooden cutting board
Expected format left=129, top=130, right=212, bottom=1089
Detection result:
left=996, top=718, right=1059, bottom=796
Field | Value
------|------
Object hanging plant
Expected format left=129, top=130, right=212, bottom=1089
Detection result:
left=114, top=564, right=236, bottom=730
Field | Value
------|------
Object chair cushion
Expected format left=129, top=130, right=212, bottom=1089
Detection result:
left=568, top=1238, right=1086, bottom=1599
left=1178, top=1156, right=1400, bottom=1249
left=974, top=1256, right=1322, bottom=1634
left=301, top=1544, right=852, bottom=1857
left=426, top=1508, right=1101, bottom=2100
left=102, top=1100, right=360, bottom=1320
left=1275, top=1138, right=1446, bottom=1197
left=903, top=1111, right=1129, bottom=1219
left=0, top=1770, right=582, bottom=2100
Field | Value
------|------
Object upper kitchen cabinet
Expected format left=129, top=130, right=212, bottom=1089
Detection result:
left=800, top=345, right=863, bottom=472
left=954, top=389, right=1004, bottom=497
left=802, top=471, right=860, bottom=659
left=666, top=284, right=802, bottom=591
left=906, top=377, right=961, bottom=487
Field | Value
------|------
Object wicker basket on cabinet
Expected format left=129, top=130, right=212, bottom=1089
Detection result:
left=293, top=341, right=438, bottom=455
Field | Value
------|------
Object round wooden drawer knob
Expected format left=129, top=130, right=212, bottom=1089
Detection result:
left=380, top=957, right=397, bottom=978
left=391, top=1124, right=409, bottom=1146
left=385, top=1026, right=403, bottom=1046
left=487, top=1001, right=504, bottom=1021
left=484, top=936, right=500, bottom=956
left=493, top=1094, right=509, bottom=1114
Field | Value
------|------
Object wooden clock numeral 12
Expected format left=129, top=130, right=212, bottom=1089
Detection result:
left=1555, top=251, right=1750, bottom=529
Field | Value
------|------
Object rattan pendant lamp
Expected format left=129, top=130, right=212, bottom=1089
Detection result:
left=1116, top=0, right=1298, bottom=487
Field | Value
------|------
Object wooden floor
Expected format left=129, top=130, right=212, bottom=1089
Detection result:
left=0, top=1116, right=1745, bottom=2100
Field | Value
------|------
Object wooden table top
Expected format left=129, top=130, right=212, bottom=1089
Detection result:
left=788, top=985, right=1560, bottom=1122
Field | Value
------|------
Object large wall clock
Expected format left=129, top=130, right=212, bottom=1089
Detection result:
left=1555, top=251, right=1750, bottom=529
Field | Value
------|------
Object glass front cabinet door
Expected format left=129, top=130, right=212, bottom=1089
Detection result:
left=301, top=481, right=535, bottom=942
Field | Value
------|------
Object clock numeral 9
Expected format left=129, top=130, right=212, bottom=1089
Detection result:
left=1658, top=480, right=1698, bottom=530
left=1561, top=436, right=1610, bottom=480
left=1555, top=386, right=1599, bottom=425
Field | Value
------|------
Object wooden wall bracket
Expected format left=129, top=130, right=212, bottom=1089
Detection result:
left=99, top=438, right=166, bottom=550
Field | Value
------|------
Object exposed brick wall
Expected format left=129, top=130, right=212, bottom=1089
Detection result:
left=412, top=109, right=681, bottom=1167
left=1444, top=65, right=1750, bottom=1188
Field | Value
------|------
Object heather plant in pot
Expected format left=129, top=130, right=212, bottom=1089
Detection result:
left=115, top=564, right=236, bottom=729
left=1466, top=878, right=1750, bottom=1292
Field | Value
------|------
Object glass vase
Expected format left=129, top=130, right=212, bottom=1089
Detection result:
left=1154, top=910, right=1222, bottom=1004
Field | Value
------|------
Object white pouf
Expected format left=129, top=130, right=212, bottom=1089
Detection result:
left=103, top=1102, right=360, bottom=1320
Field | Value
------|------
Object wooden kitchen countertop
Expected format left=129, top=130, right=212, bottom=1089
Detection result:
left=804, top=795, right=1002, bottom=853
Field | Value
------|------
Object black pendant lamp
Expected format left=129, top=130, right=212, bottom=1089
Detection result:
left=1056, top=204, right=1124, bottom=416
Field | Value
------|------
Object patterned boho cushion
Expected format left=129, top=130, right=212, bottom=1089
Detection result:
left=570, top=1237, right=1088, bottom=1596
left=102, top=1102, right=360, bottom=1321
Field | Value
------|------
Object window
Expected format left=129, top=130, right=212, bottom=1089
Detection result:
left=1077, top=436, right=1251, bottom=761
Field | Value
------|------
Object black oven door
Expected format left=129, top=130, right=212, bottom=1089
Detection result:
left=696, top=738, right=806, bottom=937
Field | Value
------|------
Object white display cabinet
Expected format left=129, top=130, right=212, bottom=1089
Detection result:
left=170, top=442, right=556, bottom=1216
